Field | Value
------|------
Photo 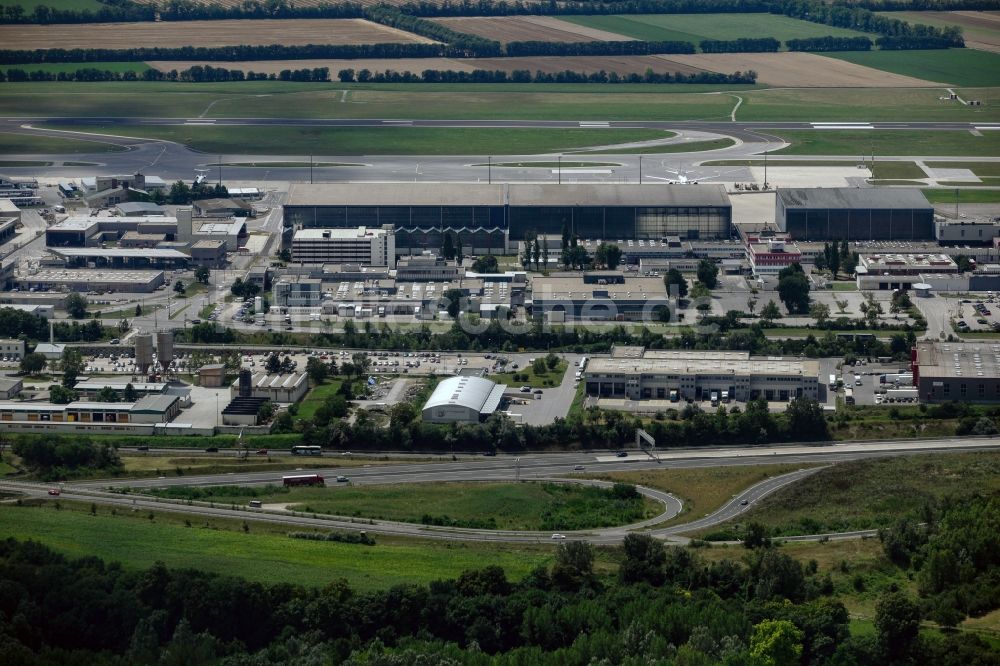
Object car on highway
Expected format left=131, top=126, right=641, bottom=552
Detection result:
left=336, top=475, right=349, bottom=482
left=615, top=451, right=628, bottom=458
left=47, top=489, right=60, bottom=496
left=205, top=447, right=219, bottom=453
left=519, top=386, right=532, bottom=393
left=256, top=449, right=268, bottom=455
left=740, top=499, right=749, bottom=506
left=550, top=534, right=566, bottom=540
left=573, top=465, right=585, bottom=471
left=248, top=500, right=262, bottom=508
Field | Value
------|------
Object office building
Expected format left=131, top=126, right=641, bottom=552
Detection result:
left=290, top=226, right=395, bottom=267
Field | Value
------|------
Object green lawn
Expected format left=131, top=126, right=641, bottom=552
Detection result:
left=493, top=359, right=568, bottom=388
left=924, top=161, right=1000, bottom=177
left=699, top=451, right=1000, bottom=538
left=295, top=381, right=345, bottom=421
left=0, top=501, right=553, bottom=591
left=42, top=124, right=673, bottom=156
left=772, top=130, right=1000, bottom=156
left=146, top=480, right=659, bottom=531
left=0, top=130, right=127, bottom=154
left=870, top=161, right=927, bottom=179
left=562, top=13, right=867, bottom=45
left=737, top=87, right=1000, bottom=122
left=828, top=49, right=1000, bottom=87
left=922, top=188, right=1000, bottom=203
left=575, top=138, right=736, bottom=154
left=1, top=62, right=150, bottom=75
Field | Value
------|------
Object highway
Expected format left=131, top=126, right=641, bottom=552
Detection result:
left=1, top=435, right=990, bottom=545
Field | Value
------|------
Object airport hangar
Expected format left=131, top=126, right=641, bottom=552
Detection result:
left=283, top=183, right=733, bottom=255
left=776, top=188, right=934, bottom=241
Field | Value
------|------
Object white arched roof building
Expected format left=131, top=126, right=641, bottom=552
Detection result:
left=422, top=376, right=507, bottom=424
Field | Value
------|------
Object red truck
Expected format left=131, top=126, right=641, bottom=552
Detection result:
left=282, top=473, right=325, bottom=487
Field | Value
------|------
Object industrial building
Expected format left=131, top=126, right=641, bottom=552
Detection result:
left=284, top=183, right=733, bottom=255
left=229, top=372, right=308, bottom=404
left=273, top=277, right=322, bottom=308
left=72, top=380, right=169, bottom=400
left=395, top=255, right=461, bottom=281
left=857, top=253, right=958, bottom=276
left=15, top=268, right=165, bottom=293
left=935, top=217, right=1000, bottom=245
left=48, top=248, right=190, bottom=271
left=913, top=341, right=1000, bottom=403
left=0, top=377, right=22, bottom=400
left=530, top=274, right=670, bottom=322
left=45, top=214, right=184, bottom=247
left=189, top=240, right=227, bottom=267
left=0, top=394, right=181, bottom=434
left=776, top=188, right=934, bottom=241
left=290, top=226, right=395, bottom=267
left=0, top=339, right=25, bottom=360
left=422, top=375, right=507, bottom=424
left=193, top=198, right=252, bottom=218
left=584, top=346, right=820, bottom=403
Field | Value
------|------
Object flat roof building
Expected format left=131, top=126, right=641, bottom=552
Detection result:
left=530, top=274, right=670, bottom=323
left=422, top=375, right=507, bottom=424
left=858, top=253, right=958, bottom=276
left=290, top=226, right=395, bottom=267
left=0, top=394, right=181, bottom=434
left=936, top=217, right=1000, bottom=245
left=229, top=372, right=308, bottom=404
left=913, top=341, right=1000, bottom=403
left=585, top=347, right=820, bottom=404
left=0, top=339, right=25, bottom=360
left=16, top=267, right=165, bottom=293
left=48, top=247, right=189, bottom=271
left=776, top=188, right=934, bottom=241
left=285, top=183, right=733, bottom=255
left=72, top=380, right=169, bottom=399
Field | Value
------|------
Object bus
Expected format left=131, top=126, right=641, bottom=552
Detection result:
left=829, top=374, right=837, bottom=391
left=291, top=445, right=322, bottom=456
left=282, top=474, right=325, bottom=487
left=844, top=387, right=855, bottom=406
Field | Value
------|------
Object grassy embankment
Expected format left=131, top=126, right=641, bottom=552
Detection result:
left=492, top=359, right=568, bottom=388
left=0, top=500, right=557, bottom=591
left=143, top=480, right=660, bottom=531
left=696, top=450, right=1000, bottom=538
left=771, top=130, right=1000, bottom=157
left=0, top=131, right=127, bottom=154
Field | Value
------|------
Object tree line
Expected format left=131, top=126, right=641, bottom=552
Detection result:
left=700, top=37, right=781, bottom=52
left=365, top=5, right=504, bottom=57
left=786, top=35, right=873, bottom=51
left=0, top=507, right=996, bottom=664
left=503, top=39, right=695, bottom=56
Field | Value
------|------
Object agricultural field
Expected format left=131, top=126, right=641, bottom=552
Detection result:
left=148, top=54, right=710, bottom=77
left=829, top=48, right=1000, bottom=87
left=0, top=500, right=554, bottom=591
left=561, top=13, right=869, bottom=45
left=4, top=0, right=103, bottom=10
left=0, top=18, right=434, bottom=50
left=664, top=52, right=939, bottom=87
left=145, top=480, right=658, bottom=531
left=0, top=62, right=150, bottom=75
left=771, top=129, right=1000, bottom=157
left=697, top=450, right=1000, bottom=538
left=41, top=123, right=672, bottom=155
left=879, top=10, right=1000, bottom=53
left=433, top=15, right=635, bottom=44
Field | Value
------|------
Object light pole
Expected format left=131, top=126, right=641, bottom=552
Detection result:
left=515, top=457, right=520, bottom=482
left=638, top=156, right=642, bottom=184
left=488, top=156, right=492, bottom=184
left=557, top=156, right=562, bottom=185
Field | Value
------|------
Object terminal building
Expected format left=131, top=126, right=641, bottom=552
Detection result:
left=422, top=375, right=507, bottom=424
left=913, top=341, right=1000, bottom=403
left=284, top=183, right=733, bottom=255
left=776, top=188, right=934, bottom=241
left=584, top=346, right=820, bottom=403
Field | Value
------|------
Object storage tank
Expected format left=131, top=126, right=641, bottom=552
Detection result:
left=155, top=330, right=174, bottom=373
left=134, top=332, right=154, bottom=374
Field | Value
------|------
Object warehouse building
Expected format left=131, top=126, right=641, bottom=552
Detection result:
left=229, top=372, right=308, bottom=404
left=15, top=267, right=165, bottom=293
left=48, top=248, right=189, bottom=271
left=422, top=376, right=507, bottom=424
left=584, top=346, right=820, bottom=403
left=936, top=217, right=1000, bottom=245
left=290, top=225, right=396, bottom=267
left=72, top=380, right=169, bottom=400
left=530, top=274, right=670, bottom=322
left=45, top=213, right=188, bottom=247
left=776, top=188, right=934, bottom=241
left=913, top=341, right=1000, bottom=403
left=0, top=394, right=181, bottom=434
left=857, top=253, right=958, bottom=276
left=273, top=277, right=322, bottom=308
left=284, top=183, right=733, bottom=255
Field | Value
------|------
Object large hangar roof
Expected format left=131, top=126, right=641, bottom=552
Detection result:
left=288, top=183, right=730, bottom=208
left=423, top=375, right=506, bottom=415
left=777, top=187, right=930, bottom=210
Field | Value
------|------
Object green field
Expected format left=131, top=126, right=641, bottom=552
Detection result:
left=1, top=62, right=151, bottom=75
left=492, top=360, right=568, bottom=388
left=295, top=380, right=346, bottom=421
left=700, top=451, right=1000, bottom=538
left=42, top=124, right=672, bottom=155
left=562, top=13, right=867, bottom=45
left=879, top=10, right=1000, bottom=52
left=576, top=138, right=736, bottom=154
left=3, top=0, right=103, bottom=10
left=923, top=187, right=1000, bottom=203
left=925, top=161, right=1000, bottom=177
left=870, top=161, right=927, bottom=179
left=829, top=49, right=1000, bottom=87
left=146, top=480, right=658, bottom=531
left=772, top=130, right=1000, bottom=156
left=737, top=87, right=1000, bottom=122
left=0, top=130, right=127, bottom=154
left=0, top=501, right=553, bottom=590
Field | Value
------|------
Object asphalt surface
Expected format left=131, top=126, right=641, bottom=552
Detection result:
left=0, top=435, right=989, bottom=545
left=2, top=117, right=999, bottom=185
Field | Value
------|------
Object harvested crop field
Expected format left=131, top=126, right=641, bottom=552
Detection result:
left=880, top=10, right=1000, bottom=53
left=433, top=16, right=636, bottom=44
left=0, top=19, right=434, bottom=50
left=661, top=52, right=942, bottom=87
left=149, top=56, right=707, bottom=77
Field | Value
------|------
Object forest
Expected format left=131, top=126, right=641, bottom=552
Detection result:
left=0, top=491, right=996, bottom=664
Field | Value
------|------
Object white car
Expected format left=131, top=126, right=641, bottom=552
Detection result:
left=550, top=534, right=566, bottom=540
